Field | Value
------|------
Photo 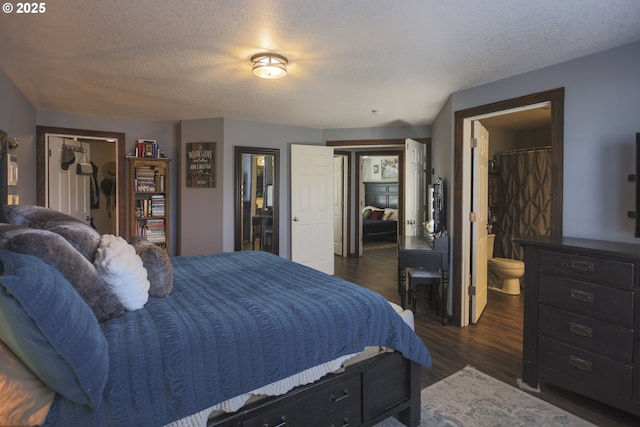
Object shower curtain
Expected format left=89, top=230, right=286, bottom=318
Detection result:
left=497, top=147, right=552, bottom=261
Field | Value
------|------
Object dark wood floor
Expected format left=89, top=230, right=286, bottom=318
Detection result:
left=334, top=247, right=640, bottom=427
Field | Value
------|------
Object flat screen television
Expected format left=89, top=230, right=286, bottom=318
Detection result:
left=636, top=133, right=640, bottom=237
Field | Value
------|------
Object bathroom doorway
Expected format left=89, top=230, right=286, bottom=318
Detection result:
left=454, top=88, right=564, bottom=327
left=466, top=106, right=552, bottom=324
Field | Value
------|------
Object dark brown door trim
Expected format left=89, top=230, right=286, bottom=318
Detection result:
left=452, top=87, right=564, bottom=326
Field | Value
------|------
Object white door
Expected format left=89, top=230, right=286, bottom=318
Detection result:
left=47, top=135, right=91, bottom=225
left=470, top=121, right=489, bottom=323
left=291, top=144, right=334, bottom=275
left=403, top=138, right=425, bottom=236
left=333, top=155, right=346, bottom=256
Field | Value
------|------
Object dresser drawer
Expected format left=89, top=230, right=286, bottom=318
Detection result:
left=243, top=375, right=362, bottom=427
left=539, top=250, right=635, bottom=287
left=538, top=305, right=634, bottom=363
left=539, top=273, right=634, bottom=325
left=538, top=337, right=633, bottom=401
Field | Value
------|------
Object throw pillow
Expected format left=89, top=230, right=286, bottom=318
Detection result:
left=129, top=235, right=173, bottom=298
left=2, top=204, right=101, bottom=261
left=363, top=208, right=372, bottom=219
left=94, top=234, right=150, bottom=311
left=369, top=209, right=384, bottom=220
left=0, top=250, right=109, bottom=407
left=0, top=225, right=125, bottom=322
left=383, top=208, right=398, bottom=221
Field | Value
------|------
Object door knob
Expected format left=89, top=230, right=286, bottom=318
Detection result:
left=293, top=217, right=299, bottom=222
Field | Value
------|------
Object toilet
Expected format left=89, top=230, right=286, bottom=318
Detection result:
left=487, top=234, right=524, bottom=295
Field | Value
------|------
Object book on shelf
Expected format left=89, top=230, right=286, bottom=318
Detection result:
left=134, top=164, right=166, bottom=192
left=150, top=194, right=165, bottom=217
left=135, top=218, right=166, bottom=244
left=135, top=195, right=165, bottom=218
left=136, top=139, right=159, bottom=158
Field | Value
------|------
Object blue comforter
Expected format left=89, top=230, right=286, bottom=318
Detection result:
left=44, top=251, right=431, bottom=426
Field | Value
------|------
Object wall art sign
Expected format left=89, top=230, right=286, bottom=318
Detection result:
left=186, top=142, right=216, bottom=187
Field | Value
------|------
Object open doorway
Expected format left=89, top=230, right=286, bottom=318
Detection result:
left=359, top=153, right=401, bottom=254
left=327, top=138, right=431, bottom=258
left=36, top=126, right=126, bottom=236
left=452, top=88, right=564, bottom=327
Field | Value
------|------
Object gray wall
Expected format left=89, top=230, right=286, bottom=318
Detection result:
left=178, top=118, right=225, bottom=256
left=434, top=40, right=640, bottom=244
left=0, top=70, right=37, bottom=205
left=323, top=125, right=430, bottom=142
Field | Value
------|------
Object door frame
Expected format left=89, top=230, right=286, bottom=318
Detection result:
left=327, top=138, right=431, bottom=257
left=356, top=150, right=403, bottom=256
left=36, top=126, right=126, bottom=236
left=333, top=152, right=349, bottom=257
left=452, top=88, right=564, bottom=326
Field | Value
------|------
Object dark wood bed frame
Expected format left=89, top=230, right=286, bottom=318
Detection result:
left=364, top=182, right=398, bottom=210
left=209, top=351, right=421, bottom=427
left=363, top=182, right=399, bottom=243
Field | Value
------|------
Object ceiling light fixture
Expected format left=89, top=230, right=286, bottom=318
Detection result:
left=251, top=53, right=288, bottom=79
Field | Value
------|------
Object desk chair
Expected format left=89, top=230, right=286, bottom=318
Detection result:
left=406, top=267, right=443, bottom=313
left=262, top=217, right=273, bottom=251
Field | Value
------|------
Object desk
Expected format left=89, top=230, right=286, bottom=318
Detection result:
left=397, top=235, right=449, bottom=324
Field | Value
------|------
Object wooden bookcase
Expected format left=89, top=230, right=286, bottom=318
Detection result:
left=128, top=157, right=171, bottom=251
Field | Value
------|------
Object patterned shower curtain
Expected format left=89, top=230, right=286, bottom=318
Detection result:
left=497, top=148, right=552, bottom=261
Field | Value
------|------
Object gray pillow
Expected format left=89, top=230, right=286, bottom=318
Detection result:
left=0, top=226, right=124, bottom=322
left=2, top=205, right=100, bottom=262
left=129, top=235, right=173, bottom=298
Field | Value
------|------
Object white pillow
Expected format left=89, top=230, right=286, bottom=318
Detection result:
left=384, top=208, right=398, bottom=221
left=93, top=234, right=150, bottom=311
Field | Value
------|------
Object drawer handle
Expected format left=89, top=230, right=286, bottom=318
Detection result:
left=263, top=416, right=286, bottom=427
left=330, top=418, right=350, bottom=427
left=569, top=289, right=594, bottom=303
left=570, top=259, right=594, bottom=272
left=569, top=322, right=593, bottom=338
left=568, top=355, right=593, bottom=372
left=330, top=389, right=350, bottom=403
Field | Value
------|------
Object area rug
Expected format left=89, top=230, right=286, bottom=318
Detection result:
left=374, top=366, right=595, bottom=427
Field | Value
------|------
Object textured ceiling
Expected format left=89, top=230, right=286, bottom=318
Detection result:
left=1, top=0, right=639, bottom=129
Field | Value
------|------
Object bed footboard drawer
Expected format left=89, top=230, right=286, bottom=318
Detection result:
left=242, top=375, right=362, bottom=427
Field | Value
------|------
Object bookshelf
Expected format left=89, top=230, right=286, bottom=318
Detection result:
left=128, top=157, right=171, bottom=251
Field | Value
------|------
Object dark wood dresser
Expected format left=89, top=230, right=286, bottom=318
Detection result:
left=518, top=236, right=640, bottom=416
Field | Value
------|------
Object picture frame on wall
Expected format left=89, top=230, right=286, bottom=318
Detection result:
left=186, top=142, right=216, bottom=187
left=381, top=157, right=398, bottom=179
left=373, top=164, right=379, bottom=174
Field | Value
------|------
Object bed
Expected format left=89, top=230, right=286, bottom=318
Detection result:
left=0, top=205, right=430, bottom=427
left=363, top=182, right=398, bottom=243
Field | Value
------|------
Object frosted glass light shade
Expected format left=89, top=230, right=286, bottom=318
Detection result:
left=251, top=53, right=288, bottom=79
